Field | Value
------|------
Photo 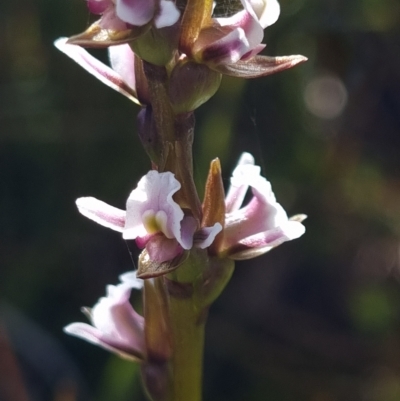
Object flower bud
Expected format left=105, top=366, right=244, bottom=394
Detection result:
left=201, top=158, right=226, bottom=254
left=130, top=26, right=179, bottom=66
left=168, top=61, right=222, bottom=113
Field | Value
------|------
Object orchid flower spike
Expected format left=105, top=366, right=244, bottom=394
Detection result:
left=64, top=271, right=145, bottom=360
left=87, top=0, right=180, bottom=30
left=76, top=170, right=222, bottom=264
left=222, top=152, right=306, bottom=259
left=54, top=38, right=140, bottom=104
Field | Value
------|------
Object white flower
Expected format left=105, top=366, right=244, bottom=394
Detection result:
left=76, top=171, right=221, bottom=263
left=222, top=153, right=306, bottom=259
left=64, top=272, right=145, bottom=360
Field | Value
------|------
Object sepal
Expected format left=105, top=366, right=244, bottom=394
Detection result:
left=213, top=54, right=308, bottom=78
left=66, top=21, right=148, bottom=48
left=179, top=0, right=214, bottom=55
left=201, top=158, right=226, bottom=254
left=137, top=248, right=189, bottom=279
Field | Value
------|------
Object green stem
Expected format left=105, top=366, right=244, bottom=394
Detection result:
left=167, top=290, right=205, bottom=401
left=162, top=253, right=235, bottom=401
left=140, top=252, right=234, bottom=401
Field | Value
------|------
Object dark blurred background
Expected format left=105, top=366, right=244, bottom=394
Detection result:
left=1, top=0, right=400, bottom=400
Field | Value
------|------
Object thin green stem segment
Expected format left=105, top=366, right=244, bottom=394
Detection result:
left=167, top=291, right=205, bottom=401
left=141, top=252, right=235, bottom=401
left=163, top=253, right=235, bottom=401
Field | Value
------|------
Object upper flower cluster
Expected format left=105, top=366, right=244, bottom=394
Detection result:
left=57, top=0, right=306, bottom=92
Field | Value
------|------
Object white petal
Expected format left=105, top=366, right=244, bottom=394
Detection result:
left=54, top=38, right=139, bottom=103
left=179, top=216, right=197, bottom=250
left=116, top=0, right=155, bottom=26
left=119, top=271, right=144, bottom=289
left=76, top=197, right=126, bottom=232
left=194, top=223, right=223, bottom=249
left=154, top=0, right=181, bottom=28
left=229, top=220, right=305, bottom=260
left=225, top=152, right=258, bottom=213
left=123, top=171, right=184, bottom=244
left=108, top=44, right=136, bottom=91
left=249, top=0, right=280, bottom=28
left=64, top=323, right=142, bottom=361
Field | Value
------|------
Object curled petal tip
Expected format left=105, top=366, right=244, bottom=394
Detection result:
left=289, top=55, right=308, bottom=65
left=290, top=214, right=307, bottom=223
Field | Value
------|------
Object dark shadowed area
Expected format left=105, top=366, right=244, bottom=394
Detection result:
left=1, top=0, right=400, bottom=400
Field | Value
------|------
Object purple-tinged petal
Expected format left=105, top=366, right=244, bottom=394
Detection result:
left=116, top=0, right=155, bottom=26
left=135, top=233, right=152, bottom=249
left=76, top=197, right=126, bottom=232
left=54, top=38, right=139, bottom=103
left=224, top=174, right=288, bottom=245
left=225, top=152, right=255, bottom=213
left=222, top=153, right=306, bottom=259
left=87, top=0, right=111, bottom=14
left=64, top=278, right=145, bottom=361
left=145, top=235, right=183, bottom=263
left=123, top=171, right=184, bottom=243
left=64, top=322, right=142, bottom=361
left=228, top=220, right=305, bottom=260
left=194, top=223, right=223, bottom=249
left=154, top=0, right=181, bottom=28
left=215, top=4, right=264, bottom=58
left=228, top=1, right=264, bottom=45
left=109, top=44, right=136, bottom=91
left=91, top=283, right=144, bottom=351
left=200, top=27, right=250, bottom=65
left=97, top=4, right=129, bottom=30
left=240, top=43, right=265, bottom=60
left=180, top=216, right=197, bottom=249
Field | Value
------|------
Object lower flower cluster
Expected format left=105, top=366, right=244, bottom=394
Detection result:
left=65, top=271, right=145, bottom=360
left=65, top=153, right=306, bottom=359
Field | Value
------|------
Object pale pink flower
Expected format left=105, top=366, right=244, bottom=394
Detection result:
left=223, top=153, right=306, bottom=259
left=76, top=171, right=221, bottom=263
left=193, top=0, right=280, bottom=66
left=64, top=272, right=145, bottom=360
